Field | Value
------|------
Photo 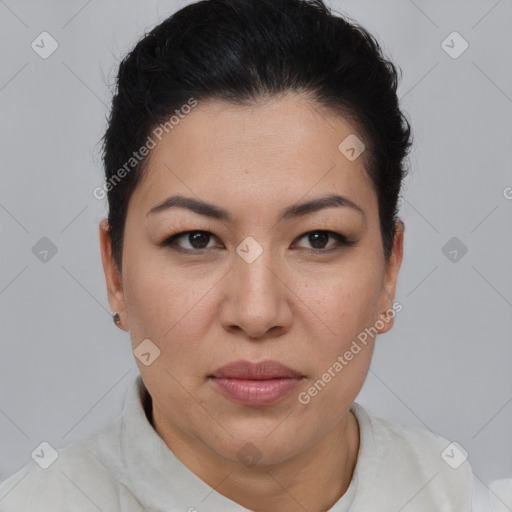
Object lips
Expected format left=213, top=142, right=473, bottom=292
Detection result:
left=208, top=360, right=304, bottom=406
left=209, top=359, right=303, bottom=380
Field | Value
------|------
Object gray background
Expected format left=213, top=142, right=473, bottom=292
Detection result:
left=0, top=0, right=511, bottom=492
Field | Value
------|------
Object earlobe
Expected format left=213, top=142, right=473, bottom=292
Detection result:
left=376, top=305, right=395, bottom=334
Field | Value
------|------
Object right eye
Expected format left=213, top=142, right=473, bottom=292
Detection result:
left=159, top=230, right=224, bottom=253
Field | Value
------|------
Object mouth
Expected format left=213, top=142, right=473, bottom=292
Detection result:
left=208, top=359, right=305, bottom=406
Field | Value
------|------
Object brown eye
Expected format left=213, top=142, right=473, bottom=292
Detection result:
left=307, top=231, right=329, bottom=249
left=186, top=231, right=211, bottom=249
left=294, top=230, right=356, bottom=251
left=160, top=230, right=222, bottom=252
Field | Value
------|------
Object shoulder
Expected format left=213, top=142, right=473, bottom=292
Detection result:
left=0, top=419, right=141, bottom=512
left=351, top=402, right=473, bottom=511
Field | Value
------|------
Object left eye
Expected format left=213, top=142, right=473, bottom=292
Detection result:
left=294, top=230, right=354, bottom=251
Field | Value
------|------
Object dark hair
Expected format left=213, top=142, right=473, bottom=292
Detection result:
left=101, top=0, right=412, bottom=270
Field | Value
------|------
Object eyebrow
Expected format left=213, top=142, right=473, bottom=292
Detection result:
left=146, top=194, right=365, bottom=221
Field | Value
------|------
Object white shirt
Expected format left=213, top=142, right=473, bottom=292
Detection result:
left=0, top=374, right=479, bottom=511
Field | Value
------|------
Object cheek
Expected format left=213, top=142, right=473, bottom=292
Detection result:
left=122, top=249, right=220, bottom=355
left=291, top=255, right=383, bottom=396
left=295, top=257, right=384, bottom=341
left=295, top=272, right=382, bottom=419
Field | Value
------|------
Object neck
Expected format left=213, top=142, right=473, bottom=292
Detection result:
left=152, top=405, right=360, bottom=512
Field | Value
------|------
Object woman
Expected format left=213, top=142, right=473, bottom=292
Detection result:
left=0, top=0, right=475, bottom=510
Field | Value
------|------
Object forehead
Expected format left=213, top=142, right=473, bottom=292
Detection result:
left=130, top=94, right=376, bottom=218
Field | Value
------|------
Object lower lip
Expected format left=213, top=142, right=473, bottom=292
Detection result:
left=209, top=377, right=303, bottom=406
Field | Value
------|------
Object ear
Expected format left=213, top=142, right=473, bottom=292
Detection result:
left=376, top=220, right=404, bottom=334
left=99, top=219, right=127, bottom=330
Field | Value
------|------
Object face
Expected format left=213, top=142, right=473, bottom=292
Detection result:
left=100, top=93, right=403, bottom=467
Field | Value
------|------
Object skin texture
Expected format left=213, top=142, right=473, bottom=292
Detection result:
left=99, top=93, right=404, bottom=512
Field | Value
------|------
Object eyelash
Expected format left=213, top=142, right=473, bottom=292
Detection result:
left=158, top=230, right=357, bottom=254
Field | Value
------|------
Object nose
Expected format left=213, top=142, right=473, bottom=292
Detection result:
left=220, top=248, right=293, bottom=340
